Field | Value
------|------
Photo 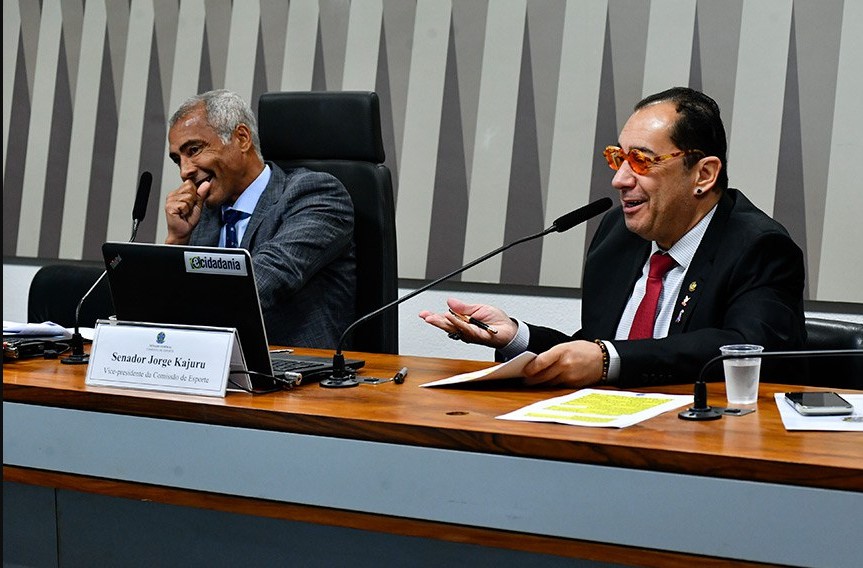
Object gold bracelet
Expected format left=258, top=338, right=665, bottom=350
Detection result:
left=594, top=339, right=609, bottom=384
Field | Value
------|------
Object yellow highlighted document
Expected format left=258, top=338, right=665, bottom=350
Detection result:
left=497, top=389, right=692, bottom=428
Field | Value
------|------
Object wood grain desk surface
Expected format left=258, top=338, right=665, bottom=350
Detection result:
left=4, top=347, right=862, bottom=492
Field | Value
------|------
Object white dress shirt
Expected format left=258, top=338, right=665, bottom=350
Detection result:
left=500, top=203, right=718, bottom=382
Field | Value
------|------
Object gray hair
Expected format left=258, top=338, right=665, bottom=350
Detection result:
left=169, top=89, right=263, bottom=162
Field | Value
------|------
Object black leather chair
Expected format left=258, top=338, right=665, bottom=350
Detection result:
left=27, top=264, right=115, bottom=329
left=803, top=318, right=863, bottom=389
left=258, top=91, right=398, bottom=354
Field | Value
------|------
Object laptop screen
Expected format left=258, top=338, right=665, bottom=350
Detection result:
left=101, top=242, right=277, bottom=382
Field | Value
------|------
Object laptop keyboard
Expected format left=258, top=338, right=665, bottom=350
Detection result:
left=269, top=353, right=364, bottom=376
left=271, top=358, right=326, bottom=373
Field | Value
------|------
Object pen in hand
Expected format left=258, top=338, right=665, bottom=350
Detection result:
left=448, top=308, right=498, bottom=334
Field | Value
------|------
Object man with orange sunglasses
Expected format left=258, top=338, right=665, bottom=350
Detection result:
left=421, top=87, right=806, bottom=388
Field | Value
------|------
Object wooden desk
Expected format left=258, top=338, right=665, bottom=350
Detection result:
left=4, top=349, right=861, bottom=567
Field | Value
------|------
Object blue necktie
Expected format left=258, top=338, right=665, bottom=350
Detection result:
left=223, top=209, right=248, bottom=248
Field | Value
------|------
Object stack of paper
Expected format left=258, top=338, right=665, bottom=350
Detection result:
left=3, top=321, right=73, bottom=339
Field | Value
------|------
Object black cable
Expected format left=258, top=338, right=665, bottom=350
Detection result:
left=42, top=342, right=72, bottom=359
left=228, top=369, right=299, bottom=394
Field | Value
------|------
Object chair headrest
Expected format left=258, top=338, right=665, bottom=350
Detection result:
left=258, top=91, right=385, bottom=164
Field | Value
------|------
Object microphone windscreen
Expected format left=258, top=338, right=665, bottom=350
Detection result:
left=132, top=171, right=153, bottom=222
left=553, top=197, right=613, bottom=232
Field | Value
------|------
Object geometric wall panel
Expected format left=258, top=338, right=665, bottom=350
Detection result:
left=3, top=0, right=861, bottom=302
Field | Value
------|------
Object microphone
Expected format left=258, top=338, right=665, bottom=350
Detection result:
left=131, top=171, right=153, bottom=241
left=62, top=171, right=153, bottom=365
left=678, top=348, right=863, bottom=420
left=320, top=197, right=614, bottom=388
left=552, top=197, right=616, bottom=232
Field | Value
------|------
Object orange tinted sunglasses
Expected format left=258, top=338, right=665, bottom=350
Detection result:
left=603, top=145, right=704, bottom=175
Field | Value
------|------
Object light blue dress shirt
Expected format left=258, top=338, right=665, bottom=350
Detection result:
left=218, top=165, right=272, bottom=247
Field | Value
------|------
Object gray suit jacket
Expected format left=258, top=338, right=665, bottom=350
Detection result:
left=190, top=163, right=356, bottom=348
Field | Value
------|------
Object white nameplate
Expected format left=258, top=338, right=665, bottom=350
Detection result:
left=183, top=250, right=248, bottom=275
left=86, top=320, right=243, bottom=397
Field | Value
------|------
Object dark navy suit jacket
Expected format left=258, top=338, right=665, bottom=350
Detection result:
left=526, top=188, right=806, bottom=387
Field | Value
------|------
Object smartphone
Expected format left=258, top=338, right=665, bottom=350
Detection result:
left=784, top=392, right=854, bottom=416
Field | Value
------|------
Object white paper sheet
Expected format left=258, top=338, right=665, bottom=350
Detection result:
left=773, top=393, right=863, bottom=431
left=420, top=351, right=537, bottom=387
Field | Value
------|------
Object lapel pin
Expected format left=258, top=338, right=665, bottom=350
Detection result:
left=675, top=309, right=684, bottom=324
left=688, top=281, right=697, bottom=292
left=681, top=295, right=690, bottom=307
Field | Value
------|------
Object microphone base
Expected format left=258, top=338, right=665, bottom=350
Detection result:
left=320, top=352, right=359, bottom=388
left=61, top=332, right=90, bottom=365
left=678, top=406, right=723, bottom=421
left=319, top=374, right=360, bottom=388
left=61, top=353, right=90, bottom=365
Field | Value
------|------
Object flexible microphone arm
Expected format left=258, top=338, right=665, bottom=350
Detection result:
left=678, top=348, right=863, bottom=420
left=62, top=171, right=153, bottom=365
left=320, top=197, right=613, bottom=388
left=130, top=220, right=142, bottom=243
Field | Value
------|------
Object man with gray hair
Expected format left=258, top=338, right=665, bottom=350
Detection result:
left=164, top=89, right=356, bottom=349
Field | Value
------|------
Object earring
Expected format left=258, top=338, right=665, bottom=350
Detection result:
left=695, top=187, right=703, bottom=195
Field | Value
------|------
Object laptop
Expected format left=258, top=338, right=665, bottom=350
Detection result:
left=101, top=242, right=364, bottom=389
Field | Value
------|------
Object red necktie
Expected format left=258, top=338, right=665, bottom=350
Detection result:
left=628, top=252, right=677, bottom=340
